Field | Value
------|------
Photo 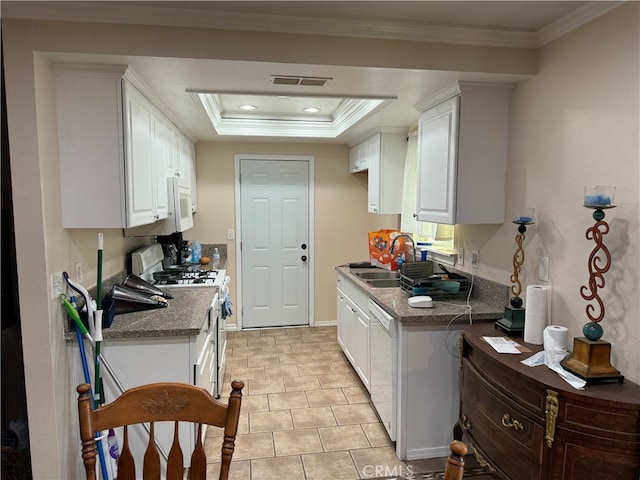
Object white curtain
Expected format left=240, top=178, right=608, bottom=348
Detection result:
left=400, top=131, right=419, bottom=233
left=400, top=131, right=438, bottom=241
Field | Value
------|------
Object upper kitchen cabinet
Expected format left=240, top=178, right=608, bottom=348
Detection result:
left=54, top=65, right=172, bottom=228
left=350, top=132, right=407, bottom=214
left=414, top=82, right=512, bottom=224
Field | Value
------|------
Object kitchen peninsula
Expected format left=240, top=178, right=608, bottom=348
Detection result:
left=336, top=263, right=505, bottom=461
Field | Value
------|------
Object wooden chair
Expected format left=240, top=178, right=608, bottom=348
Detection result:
left=77, top=380, right=244, bottom=480
left=443, top=440, right=467, bottom=480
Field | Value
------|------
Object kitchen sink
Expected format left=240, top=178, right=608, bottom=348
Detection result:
left=364, top=278, right=401, bottom=288
left=354, top=271, right=401, bottom=280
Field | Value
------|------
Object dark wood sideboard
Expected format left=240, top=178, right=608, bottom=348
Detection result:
left=456, top=324, right=640, bottom=480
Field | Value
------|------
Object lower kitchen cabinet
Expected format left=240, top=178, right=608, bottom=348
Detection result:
left=71, top=316, right=214, bottom=469
left=337, top=270, right=466, bottom=459
left=459, top=324, right=640, bottom=480
left=336, top=275, right=370, bottom=390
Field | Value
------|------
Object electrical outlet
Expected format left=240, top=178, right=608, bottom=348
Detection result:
left=227, top=229, right=235, bottom=241
left=538, top=256, right=550, bottom=282
left=75, top=262, right=83, bottom=283
left=457, top=248, right=464, bottom=266
left=471, top=250, right=479, bottom=269
left=51, top=272, right=64, bottom=299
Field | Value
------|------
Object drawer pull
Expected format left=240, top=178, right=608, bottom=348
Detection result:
left=461, top=415, right=472, bottom=430
left=470, top=443, right=496, bottom=473
left=501, top=413, right=524, bottom=431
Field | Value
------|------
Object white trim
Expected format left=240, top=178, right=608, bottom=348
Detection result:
left=2, top=1, right=624, bottom=49
left=192, top=92, right=392, bottom=138
left=234, top=154, right=315, bottom=331
left=534, top=1, right=625, bottom=48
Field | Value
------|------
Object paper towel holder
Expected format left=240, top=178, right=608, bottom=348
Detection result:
left=561, top=188, right=623, bottom=384
left=495, top=209, right=535, bottom=335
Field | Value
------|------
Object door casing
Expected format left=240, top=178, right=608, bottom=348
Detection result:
left=234, top=154, right=315, bottom=331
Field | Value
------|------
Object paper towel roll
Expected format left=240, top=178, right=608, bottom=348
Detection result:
left=543, top=325, right=569, bottom=366
left=524, top=285, right=552, bottom=344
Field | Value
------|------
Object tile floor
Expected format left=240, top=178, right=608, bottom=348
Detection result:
left=204, top=325, right=498, bottom=480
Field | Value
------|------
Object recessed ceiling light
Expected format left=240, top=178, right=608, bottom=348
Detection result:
left=303, top=107, right=320, bottom=113
left=277, top=95, right=289, bottom=99
left=239, top=104, right=256, bottom=110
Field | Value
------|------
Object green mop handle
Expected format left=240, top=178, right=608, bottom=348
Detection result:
left=95, top=233, right=104, bottom=405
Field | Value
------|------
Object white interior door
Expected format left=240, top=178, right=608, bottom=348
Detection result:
left=240, top=158, right=310, bottom=328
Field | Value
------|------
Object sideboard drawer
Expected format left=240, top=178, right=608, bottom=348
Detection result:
left=462, top=363, right=544, bottom=480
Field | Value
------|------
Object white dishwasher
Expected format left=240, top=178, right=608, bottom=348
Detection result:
left=368, top=299, right=398, bottom=441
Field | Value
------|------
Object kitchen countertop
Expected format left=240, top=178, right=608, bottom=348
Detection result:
left=101, top=285, right=216, bottom=339
left=65, top=255, right=228, bottom=341
left=336, top=265, right=504, bottom=326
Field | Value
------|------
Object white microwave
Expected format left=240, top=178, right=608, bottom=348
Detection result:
left=124, top=177, right=193, bottom=236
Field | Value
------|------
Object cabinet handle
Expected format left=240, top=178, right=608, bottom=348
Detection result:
left=545, top=389, right=559, bottom=448
left=413, top=213, right=418, bottom=218
left=470, top=443, right=496, bottom=473
left=461, top=415, right=472, bottom=430
left=501, top=413, right=524, bottom=431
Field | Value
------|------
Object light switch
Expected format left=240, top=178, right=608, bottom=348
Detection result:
left=227, top=229, right=235, bottom=241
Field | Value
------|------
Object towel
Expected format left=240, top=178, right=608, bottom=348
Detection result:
left=222, top=293, right=233, bottom=319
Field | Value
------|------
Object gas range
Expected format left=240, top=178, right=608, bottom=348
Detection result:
left=131, top=244, right=225, bottom=288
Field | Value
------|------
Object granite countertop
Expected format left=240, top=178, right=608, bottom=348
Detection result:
left=336, top=264, right=505, bottom=326
left=102, top=285, right=216, bottom=339
left=65, top=254, right=228, bottom=341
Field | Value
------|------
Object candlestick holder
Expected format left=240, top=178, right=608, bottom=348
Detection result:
left=561, top=186, right=623, bottom=384
left=496, top=208, right=534, bottom=334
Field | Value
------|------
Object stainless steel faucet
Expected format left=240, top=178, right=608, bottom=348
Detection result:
left=390, top=234, right=417, bottom=262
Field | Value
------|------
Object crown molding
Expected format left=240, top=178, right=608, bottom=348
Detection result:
left=2, top=1, right=624, bottom=49
left=534, top=1, right=625, bottom=48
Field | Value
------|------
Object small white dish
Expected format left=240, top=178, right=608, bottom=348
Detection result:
left=408, top=295, right=433, bottom=308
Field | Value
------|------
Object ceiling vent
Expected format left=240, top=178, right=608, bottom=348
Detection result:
left=270, top=75, right=332, bottom=87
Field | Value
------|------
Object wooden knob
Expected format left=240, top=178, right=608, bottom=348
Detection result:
left=450, top=440, right=468, bottom=458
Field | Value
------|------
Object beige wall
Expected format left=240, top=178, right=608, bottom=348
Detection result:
left=455, top=3, right=639, bottom=382
left=191, top=142, right=398, bottom=326
left=1, top=4, right=638, bottom=478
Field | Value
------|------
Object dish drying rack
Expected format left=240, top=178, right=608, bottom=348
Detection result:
left=400, top=262, right=471, bottom=299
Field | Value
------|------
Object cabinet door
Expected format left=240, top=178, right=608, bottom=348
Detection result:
left=342, top=299, right=357, bottom=365
left=349, top=142, right=369, bottom=173
left=416, top=96, right=459, bottom=224
left=367, top=134, right=382, bottom=214
left=123, top=82, right=156, bottom=227
left=189, top=141, right=197, bottom=213
left=337, top=289, right=347, bottom=350
left=177, top=133, right=192, bottom=187
left=352, top=306, right=370, bottom=390
left=151, top=112, right=169, bottom=220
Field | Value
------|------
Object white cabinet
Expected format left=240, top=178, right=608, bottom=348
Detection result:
left=350, top=132, right=407, bottom=214
left=54, top=65, right=170, bottom=228
left=336, top=273, right=370, bottom=390
left=349, top=140, right=369, bottom=173
left=95, top=310, right=215, bottom=468
left=189, top=141, right=198, bottom=213
left=151, top=112, right=170, bottom=220
left=414, top=82, right=512, bottom=224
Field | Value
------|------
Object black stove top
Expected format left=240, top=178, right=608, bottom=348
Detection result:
left=152, top=269, right=221, bottom=286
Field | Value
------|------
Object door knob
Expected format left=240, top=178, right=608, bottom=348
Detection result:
left=301, top=255, right=307, bottom=262
left=301, top=243, right=307, bottom=250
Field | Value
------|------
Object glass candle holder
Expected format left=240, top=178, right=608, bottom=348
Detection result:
left=584, top=185, right=615, bottom=207
left=513, top=207, right=535, bottom=224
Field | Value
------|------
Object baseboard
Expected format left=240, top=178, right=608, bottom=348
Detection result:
left=405, top=445, right=451, bottom=461
left=312, top=320, right=337, bottom=327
